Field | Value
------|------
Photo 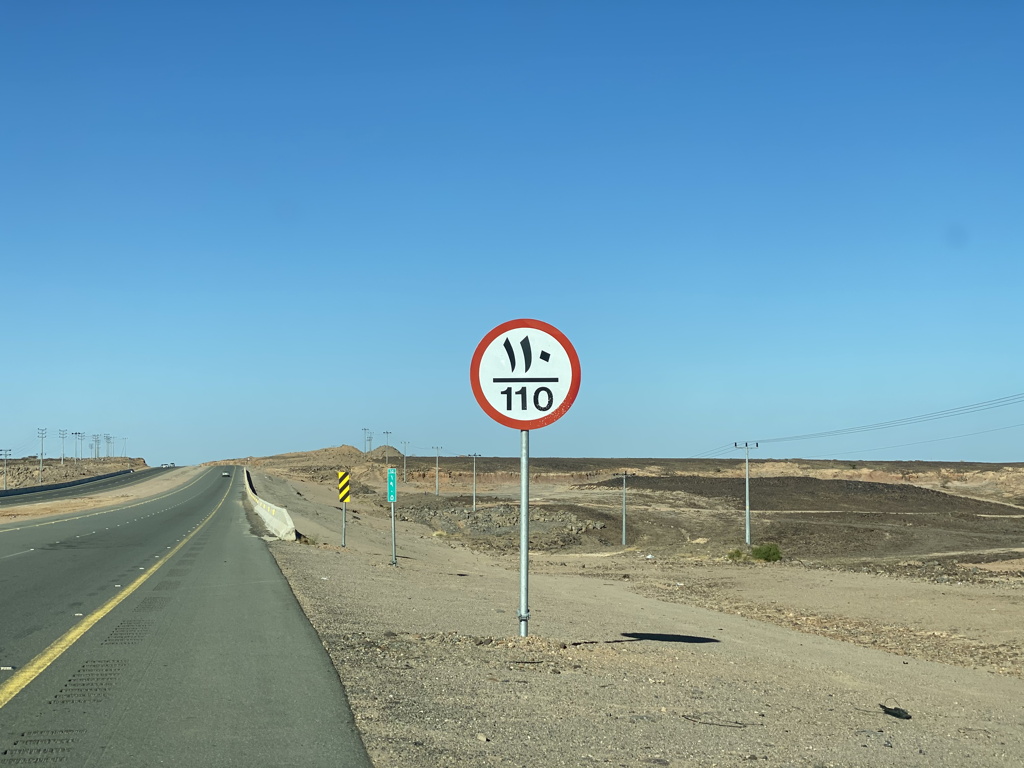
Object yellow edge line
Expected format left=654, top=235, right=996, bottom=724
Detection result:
left=0, top=470, right=211, bottom=534
left=0, top=480, right=234, bottom=709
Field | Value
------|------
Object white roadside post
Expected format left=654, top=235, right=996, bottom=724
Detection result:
left=471, top=319, right=581, bottom=637
left=388, top=467, right=398, bottom=566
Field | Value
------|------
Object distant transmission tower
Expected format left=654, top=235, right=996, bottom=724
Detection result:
left=383, top=431, right=391, bottom=464
left=470, top=453, right=481, bottom=512
left=59, top=429, right=68, bottom=465
left=616, top=471, right=636, bottom=546
left=1, top=449, right=10, bottom=491
left=432, top=446, right=443, bottom=496
left=37, top=427, right=47, bottom=484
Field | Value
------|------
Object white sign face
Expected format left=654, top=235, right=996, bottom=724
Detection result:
left=471, top=319, right=581, bottom=430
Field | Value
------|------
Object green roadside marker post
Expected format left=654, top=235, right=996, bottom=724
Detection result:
left=388, top=467, right=397, bottom=566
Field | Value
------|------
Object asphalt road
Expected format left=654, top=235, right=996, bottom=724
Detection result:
left=0, top=468, right=371, bottom=767
left=0, top=466, right=177, bottom=506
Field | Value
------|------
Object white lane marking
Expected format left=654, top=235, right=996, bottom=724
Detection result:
left=0, top=549, right=34, bottom=561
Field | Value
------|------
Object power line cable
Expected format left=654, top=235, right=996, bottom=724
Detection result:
left=691, top=443, right=738, bottom=459
left=806, top=422, right=1024, bottom=459
left=754, top=391, right=1024, bottom=445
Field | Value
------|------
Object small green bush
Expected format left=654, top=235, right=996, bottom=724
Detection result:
left=726, top=548, right=746, bottom=562
left=751, top=542, right=782, bottom=562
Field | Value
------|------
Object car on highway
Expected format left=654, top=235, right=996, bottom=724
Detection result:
left=222, top=471, right=230, bottom=477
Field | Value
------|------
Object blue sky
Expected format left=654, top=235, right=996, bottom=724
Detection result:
left=3, top=1, right=1022, bottom=466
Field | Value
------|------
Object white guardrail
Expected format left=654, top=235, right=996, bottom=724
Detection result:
left=244, top=468, right=296, bottom=541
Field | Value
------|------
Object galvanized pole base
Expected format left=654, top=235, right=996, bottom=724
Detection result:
left=519, top=429, right=530, bottom=637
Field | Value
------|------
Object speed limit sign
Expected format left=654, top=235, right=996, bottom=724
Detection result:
left=472, top=318, right=580, bottom=637
left=471, top=319, right=581, bottom=430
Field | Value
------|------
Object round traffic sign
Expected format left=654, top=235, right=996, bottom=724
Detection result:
left=471, top=319, right=581, bottom=430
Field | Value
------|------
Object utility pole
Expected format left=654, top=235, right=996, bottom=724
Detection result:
left=1, top=449, right=10, bottom=491
left=432, top=446, right=442, bottom=496
left=735, top=442, right=759, bottom=546
left=92, top=434, right=100, bottom=459
left=122, top=436, right=128, bottom=458
left=59, top=429, right=68, bottom=465
left=470, top=454, right=482, bottom=512
left=37, top=428, right=47, bottom=484
left=616, top=472, right=635, bottom=547
left=401, top=441, right=410, bottom=482
left=72, top=432, right=83, bottom=463
left=383, top=431, right=391, bottom=465
left=362, top=428, right=370, bottom=453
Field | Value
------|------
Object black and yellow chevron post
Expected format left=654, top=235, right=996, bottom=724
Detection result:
left=338, top=471, right=351, bottom=502
left=338, top=471, right=352, bottom=547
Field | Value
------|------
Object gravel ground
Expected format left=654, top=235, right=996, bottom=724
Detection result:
left=249, top=469, right=1024, bottom=768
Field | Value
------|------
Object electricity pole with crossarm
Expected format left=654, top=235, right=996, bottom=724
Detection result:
left=735, top=442, right=758, bottom=546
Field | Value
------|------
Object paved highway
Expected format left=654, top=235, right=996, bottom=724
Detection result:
left=0, top=466, right=177, bottom=506
left=0, top=468, right=371, bottom=767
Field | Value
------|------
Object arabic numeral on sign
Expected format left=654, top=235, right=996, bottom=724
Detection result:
left=500, top=386, right=554, bottom=412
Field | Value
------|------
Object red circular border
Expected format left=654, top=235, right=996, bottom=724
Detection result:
left=470, top=318, right=581, bottom=430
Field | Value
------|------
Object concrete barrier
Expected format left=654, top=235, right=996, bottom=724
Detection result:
left=244, top=468, right=296, bottom=541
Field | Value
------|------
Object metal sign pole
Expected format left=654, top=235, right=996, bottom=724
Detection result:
left=338, top=471, right=351, bottom=547
left=388, top=467, right=398, bottom=566
left=390, top=501, right=397, bottom=566
left=519, top=429, right=530, bottom=637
